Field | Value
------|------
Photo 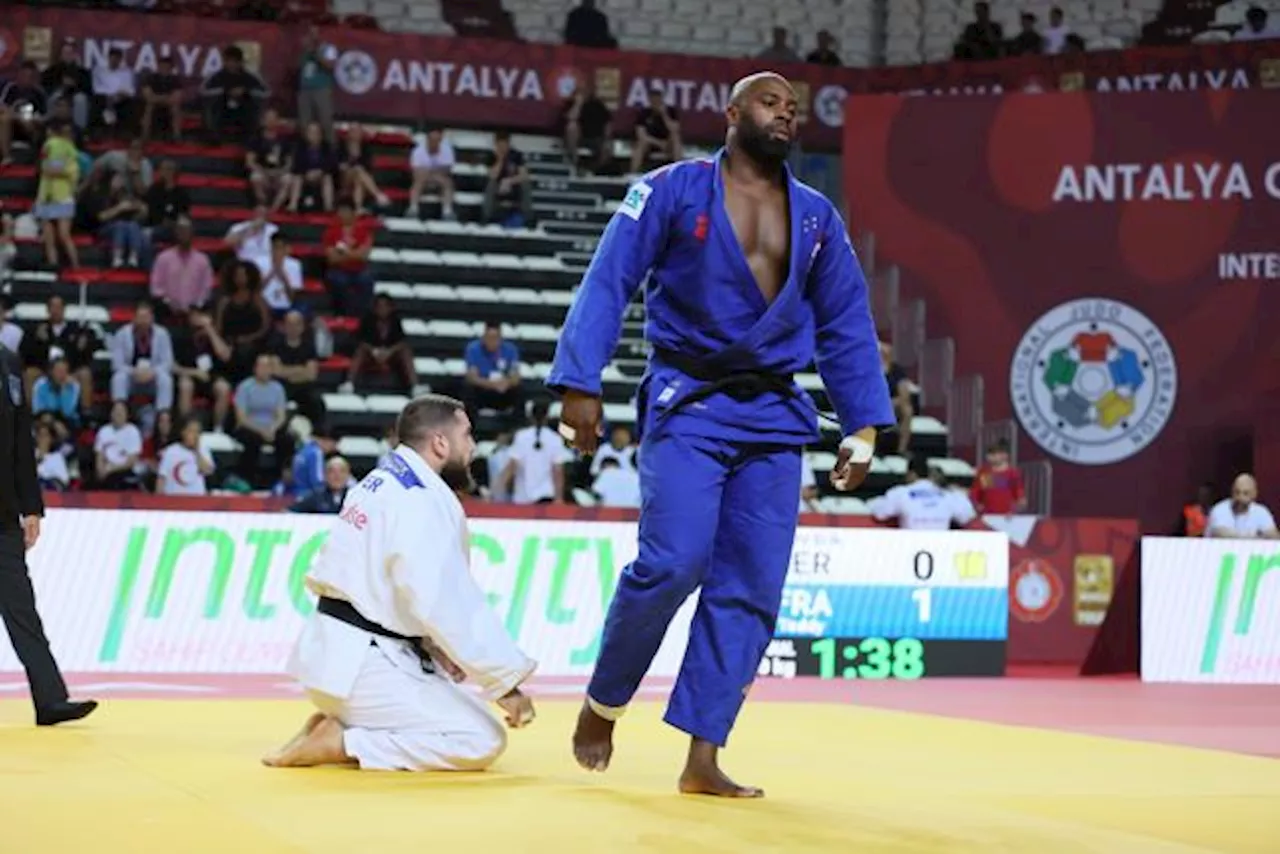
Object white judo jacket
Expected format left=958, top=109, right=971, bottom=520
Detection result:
left=288, top=445, right=536, bottom=702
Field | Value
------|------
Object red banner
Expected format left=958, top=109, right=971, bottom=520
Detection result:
left=2, top=7, right=1280, bottom=151
left=844, top=89, right=1280, bottom=530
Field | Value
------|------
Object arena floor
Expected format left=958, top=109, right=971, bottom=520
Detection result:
left=1, top=675, right=1278, bottom=853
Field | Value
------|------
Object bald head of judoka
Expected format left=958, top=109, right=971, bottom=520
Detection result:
left=396, top=393, right=477, bottom=492
left=725, top=72, right=798, bottom=167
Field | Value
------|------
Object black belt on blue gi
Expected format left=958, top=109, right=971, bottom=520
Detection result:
left=651, top=346, right=796, bottom=408
left=317, top=596, right=435, bottom=673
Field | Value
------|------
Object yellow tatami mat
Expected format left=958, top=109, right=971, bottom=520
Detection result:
left=1, top=698, right=1277, bottom=853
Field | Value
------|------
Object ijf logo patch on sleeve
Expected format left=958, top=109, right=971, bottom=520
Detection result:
left=619, top=181, right=654, bottom=221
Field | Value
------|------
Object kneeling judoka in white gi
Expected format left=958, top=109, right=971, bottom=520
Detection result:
left=263, top=394, right=538, bottom=771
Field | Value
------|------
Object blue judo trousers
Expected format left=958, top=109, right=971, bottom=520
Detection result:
left=547, top=151, right=893, bottom=748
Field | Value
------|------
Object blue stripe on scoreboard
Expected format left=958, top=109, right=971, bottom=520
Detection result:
left=775, top=585, right=1008, bottom=641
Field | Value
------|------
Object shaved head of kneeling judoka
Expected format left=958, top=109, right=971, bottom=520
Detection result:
left=263, top=394, right=538, bottom=771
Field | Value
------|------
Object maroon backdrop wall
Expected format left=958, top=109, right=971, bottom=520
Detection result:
left=844, top=90, right=1280, bottom=530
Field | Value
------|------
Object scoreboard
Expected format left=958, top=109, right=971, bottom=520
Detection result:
left=758, top=528, right=1010, bottom=680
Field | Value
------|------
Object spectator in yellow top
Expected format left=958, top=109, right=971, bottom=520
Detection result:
left=34, top=118, right=81, bottom=270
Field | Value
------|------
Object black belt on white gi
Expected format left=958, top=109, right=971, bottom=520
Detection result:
left=317, top=596, right=435, bottom=673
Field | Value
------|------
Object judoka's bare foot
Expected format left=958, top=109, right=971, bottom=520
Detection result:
left=572, top=701, right=615, bottom=772
left=261, top=712, right=326, bottom=766
left=262, top=716, right=349, bottom=768
left=678, top=739, right=763, bottom=798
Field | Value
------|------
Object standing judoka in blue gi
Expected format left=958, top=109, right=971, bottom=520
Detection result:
left=546, top=72, right=893, bottom=797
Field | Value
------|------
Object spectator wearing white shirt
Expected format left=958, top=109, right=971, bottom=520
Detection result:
left=1206, top=474, right=1279, bottom=539
left=486, top=431, right=514, bottom=501
left=91, top=48, right=137, bottom=137
left=256, top=232, right=304, bottom=315
left=500, top=400, right=569, bottom=504
left=1043, top=7, right=1071, bottom=53
left=34, top=421, right=69, bottom=491
left=798, top=460, right=819, bottom=513
left=95, top=400, right=144, bottom=490
left=156, top=416, right=215, bottom=496
left=406, top=127, right=456, bottom=220
left=1234, top=7, right=1278, bottom=41
left=592, top=457, right=640, bottom=508
left=873, top=457, right=976, bottom=531
left=109, top=300, right=175, bottom=412
left=590, top=425, right=635, bottom=476
left=225, top=204, right=278, bottom=269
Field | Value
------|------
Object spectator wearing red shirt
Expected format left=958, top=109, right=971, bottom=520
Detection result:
left=322, top=197, right=375, bottom=319
left=970, top=439, right=1025, bottom=515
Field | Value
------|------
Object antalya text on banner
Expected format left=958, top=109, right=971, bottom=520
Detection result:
left=0, top=510, right=1007, bottom=678
left=0, top=9, right=1278, bottom=152
left=843, top=89, right=1280, bottom=531
left=1141, top=537, right=1280, bottom=684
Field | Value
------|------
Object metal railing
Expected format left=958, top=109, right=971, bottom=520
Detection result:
left=891, top=297, right=926, bottom=370
left=918, top=336, right=954, bottom=411
left=945, top=374, right=984, bottom=458
left=1021, top=459, right=1054, bottom=515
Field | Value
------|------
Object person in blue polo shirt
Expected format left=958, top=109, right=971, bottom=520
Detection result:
left=461, top=321, right=524, bottom=426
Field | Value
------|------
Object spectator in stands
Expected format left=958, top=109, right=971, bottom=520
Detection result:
left=247, top=107, right=293, bottom=210
left=172, top=309, right=232, bottom=427
left=1175, top=483, right=1214, bottom=537
left=1235, top=6, right=1278, bottom=40
left=807, top=30, right=842, bottom=66
left=486, top=430, right=514, bottom=501
left=798, top=461, right=819, bottom=513
left=563, top=0, right=618, bottom=47
left=42, top=41, right=91, bottom=137
left=214, top=259, right=272, bottom=387
left=340, top=294, right=419, bottom=394
left=34, top=118, right=81, bottom=271
left=338, top=124, right=390, bottom=212
left=285, top=120, right=336, bottom=213
left=143, top=407, right=176, bottom=477
left=201, top=45, right=267, bottom=145
left=881, top=341, right=912, bottom=455
left=257, top=233, right=304, bottom=316
left=20, top=295, right=98, bottom=412
left=97, top=138, right=154, bottom=196
left=94, top=400, right=144, bottom=490
left=758, top=27, right=802, bottom=63
left=590, top=424, right=634, bottom=475
left=91, top=170, right=151, bottom=269
left=270, top=309, right=324, bottom=425
left=290, top=456, right=352, bottom=513
left=0, top=61, right=48, bottom=166
left=156, top=416, right=215, bottom=496
left=874, top=456, right=976, bottom=530
left=290, top=420, right=338, bottom=498
left=145, top=160, right=192, bottom=243
left=1006, top=12, right=1045, bottom=56
left=462, top=321, right=523, bottom=423
left=500, top=398, right=567, bottom=504
left=225, top=204, right=278, bottom=269
left=110, top=299, right=175, bottom=413
left=323, top=197, right=377, bottom=318
left=481, top=131, right=533, bottom=227
left=92, top=49, right=137, bottom=138
left=34, top=422, right=70, bottom=492
left=139, top=55, right=183, bottom=143
left=592, top=456, right=640, bottom=508
left=561, top=85, right=612, bottom=175
left=1043, top=7, right=1072, bottom=54
left=630, top=90, right=682, bottom=176
left=31, top=357, right=80, bottom=430
left=954, top=2, right=1005, bottom=61
left=0, top=205, right=13, bottom=283
left=0, top=296, right=21, bottom=353
left=406, top=128, right=457, bottom=220
left=232, top=352, right=295, bottom=487
left=235, top=0, right=278, bottom=21
left=150, top=216, right=214, bottom=321
left=297, top=26, right=338, bottom=144
left=1206, top=474, right=1279, bottom=538
left=969, top=438, right=1025, bottom=515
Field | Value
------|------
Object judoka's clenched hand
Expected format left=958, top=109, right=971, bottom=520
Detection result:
left=497, top=688, right=536, bottom=729
left=559, top=390, right=604, bottom=454
left=831, top=429, right=876, bottom=492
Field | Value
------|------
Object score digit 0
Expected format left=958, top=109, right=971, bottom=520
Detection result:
left=912, top=550, right=933, bottom=624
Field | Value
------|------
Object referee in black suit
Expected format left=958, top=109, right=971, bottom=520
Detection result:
left=0, top=343, right=97, bottom=726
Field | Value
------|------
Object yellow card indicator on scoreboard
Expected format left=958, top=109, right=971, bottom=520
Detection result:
left=954, top=552, right=988, bottom=582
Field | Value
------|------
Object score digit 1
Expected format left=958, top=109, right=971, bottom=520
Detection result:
left=913, top=550, right=933, bottom=623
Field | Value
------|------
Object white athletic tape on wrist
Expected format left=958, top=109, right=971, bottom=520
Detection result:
left=558, top=422, right=576, bottom=443
left=831, top=435, right=874, bottom=490
left=587, top=696, right=627, bottom=722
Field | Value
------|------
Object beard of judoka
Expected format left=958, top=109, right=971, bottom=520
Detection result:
left=734, top=110, right=791, bottom=167
left=440, top=454, right=475, bottom=494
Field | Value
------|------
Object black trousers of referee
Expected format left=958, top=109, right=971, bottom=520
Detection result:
left=0, top=519, right=69, bottom=710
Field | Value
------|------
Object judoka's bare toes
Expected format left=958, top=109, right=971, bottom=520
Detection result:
left=572, top=701, right=614, bottom=772
left=677, top=739, right=764, bottom=798
left=264, top=717, right=347, bottom=768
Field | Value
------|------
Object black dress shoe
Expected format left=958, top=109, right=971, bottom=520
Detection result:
left=36, top=700, right=99, bottom=727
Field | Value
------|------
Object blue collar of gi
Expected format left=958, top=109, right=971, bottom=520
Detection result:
left=379, top=445, right=431, bottom=490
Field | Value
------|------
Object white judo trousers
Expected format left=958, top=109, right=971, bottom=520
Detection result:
left=306, top=639, right=507, bottom=772
left=287, top=445, right=537, bottom=772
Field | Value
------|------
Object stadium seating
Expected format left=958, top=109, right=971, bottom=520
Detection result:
left=1, top=119, right=975, bottom=508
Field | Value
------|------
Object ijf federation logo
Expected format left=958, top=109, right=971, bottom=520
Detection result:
left=1010, top=298, right=1177, bottom=466
left=813, top=84, right=847, bottom=128
left=334, top=50, right=378, bottom=96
